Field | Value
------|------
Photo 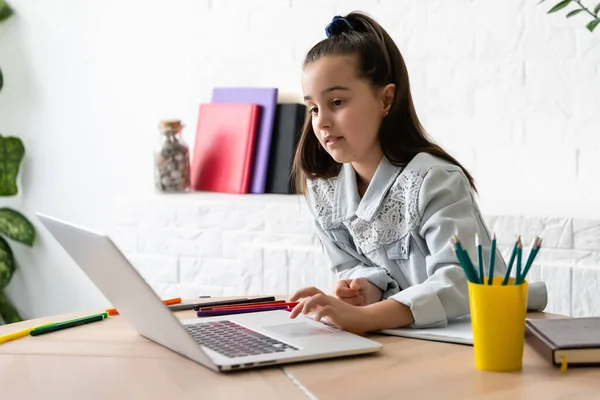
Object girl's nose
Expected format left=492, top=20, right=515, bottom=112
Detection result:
left=315, top=110, right=332, bottom=130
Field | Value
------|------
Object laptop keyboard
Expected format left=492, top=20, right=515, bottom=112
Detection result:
left=185, top=320, right=298, bottom=358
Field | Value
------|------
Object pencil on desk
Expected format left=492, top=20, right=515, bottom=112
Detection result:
left=0, top=322, right=53, bottom=344
left=197, top=305, right=291, bottom=317
left=30, top=312, right=108, bottom=336
left=199, top=300, right=295, bottom=311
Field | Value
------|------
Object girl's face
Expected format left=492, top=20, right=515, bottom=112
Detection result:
left=302, top=55, right=391, bottom=166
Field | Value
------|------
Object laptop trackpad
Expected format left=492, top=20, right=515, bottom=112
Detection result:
left=264, top=322, right=335, bottom=337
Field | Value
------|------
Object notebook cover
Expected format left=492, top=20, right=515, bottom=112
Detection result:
left=265, top=103, right=307, bottom=194
left=525, top=317, right=600, bottom=366
left=379, top=315, right=473, bottom=346
left=211, top=87, right=278, bottom=194
left=190, top=103, right=260, bottom=194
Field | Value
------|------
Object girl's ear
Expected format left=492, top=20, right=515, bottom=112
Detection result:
left=381, top=83, right=395, bottom=116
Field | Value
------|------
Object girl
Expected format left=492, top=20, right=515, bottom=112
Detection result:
left=288, top=11, right=547, bottom=334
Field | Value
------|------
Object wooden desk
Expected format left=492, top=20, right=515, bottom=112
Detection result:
left=1, top=305, right=598, bottom=399
left=0, top=307, right=306, bottom=400
left=282, top=313, right=600, bottom=399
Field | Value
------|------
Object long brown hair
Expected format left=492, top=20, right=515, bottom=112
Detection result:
left=291, top=11, right=476, bottom=194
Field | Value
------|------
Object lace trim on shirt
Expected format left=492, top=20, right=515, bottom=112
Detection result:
left=348, top=170, right=423, bottom=254
left=308, top=170, right=424, bottom=256
left=307, top=177, right=338, bottom=229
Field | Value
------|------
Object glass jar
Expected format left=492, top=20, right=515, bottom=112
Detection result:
left=154, top=119, right=191, bottom=193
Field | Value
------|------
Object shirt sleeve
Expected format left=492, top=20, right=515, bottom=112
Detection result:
left=389, top=166, right=487, bottom=328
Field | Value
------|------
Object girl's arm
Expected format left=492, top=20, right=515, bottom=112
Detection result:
left=387, top=166, right=488, bottom=329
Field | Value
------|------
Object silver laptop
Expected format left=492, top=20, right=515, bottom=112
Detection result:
left=36, top=212, right=382, bottom=372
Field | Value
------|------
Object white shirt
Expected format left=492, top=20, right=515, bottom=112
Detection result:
left=306, top=153, right=548, bottom=328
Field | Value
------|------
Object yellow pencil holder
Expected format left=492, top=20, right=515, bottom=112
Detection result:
left=468, top=276, right=528, bottom=372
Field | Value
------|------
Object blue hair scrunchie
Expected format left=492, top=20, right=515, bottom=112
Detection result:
left=325, top=15, right=353, bottom=38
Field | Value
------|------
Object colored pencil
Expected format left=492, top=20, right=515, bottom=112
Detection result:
left=0, top=322, right=53, bottom=344
left=502, top=236, right=520, bottom=285
left=192, top=296, right=276, bottom=311
left=30, top=312, right=108, bottom=336
left=196, top=305, right=290, bottom=317
left=199, top=301, right=298, bottom=311
left=515, top=238, right=523, bottom=284
left=451, top=236, right=479, bottom=283
left=488, top=233, right=496, bottom=285
left=476, top=233, right=485, bottom=284
left=517, top=237, right=542, bottom=284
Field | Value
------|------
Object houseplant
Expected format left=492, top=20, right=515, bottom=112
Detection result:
left=541, top=0, right=600, bottom=32
left=0, top=0, right=36, bottom=324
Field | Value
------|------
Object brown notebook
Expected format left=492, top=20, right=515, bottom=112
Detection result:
left=525, top=317, right=600, bottom=367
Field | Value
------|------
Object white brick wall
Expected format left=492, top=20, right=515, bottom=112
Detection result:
left=109, top=194, right=600, bottom=317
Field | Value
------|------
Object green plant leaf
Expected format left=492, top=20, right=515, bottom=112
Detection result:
left=0, top=0, right=12, bottom=22
left=0, top=208, right=35, bottom=246
left=587, top=18, right=600, bottom=31
left=548, top=0, right=572, bottom=13
left=0, top=290, right=22, bottom=324
left=0, top=66, right=3, bottom=93
left=0, top=135, right=25, bottom=196
left=566, top=9, right=584, bottom=17
left=0, top=235, right=14, bottom=289
left=538, top=0, right=549, bottom=3
left=595, top=2, right=600, bottom=15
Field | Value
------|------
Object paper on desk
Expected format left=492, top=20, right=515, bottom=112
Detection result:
left=377, top=315, right=474, bottom=345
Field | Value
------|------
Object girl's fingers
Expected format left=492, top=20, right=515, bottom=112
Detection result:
left=289, top=299, right=308, bottom=319
left=289, top=286, right=323, bottom=302
left=335, top=286, right=360, bottom=298
left=314, top=305, right=334, bottom=322
left=344, top=295, right=364, bottom=306
left=302, top=293, right=329, bottom=316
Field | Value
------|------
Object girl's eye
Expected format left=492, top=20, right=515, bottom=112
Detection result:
left=332, top=99, right=343, bottom=107
left=309, top=107, right=318, bottom=115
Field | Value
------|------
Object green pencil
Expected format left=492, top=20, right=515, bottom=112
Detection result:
left=451, top=236, right=474, bottom=282
left=458, top=240, right=480, bottom=284
left=515, top=238, right=523, bottom=284
left=452, top=236, right=478, bottom=283
left=488, top=233, right=496, bottom=285
left=502, top=236, right=520, bottom=285
left=30, top=312, right=108, bottom=336
left=517, top=237, right=542, bottom=284
left=476, top=233, right=484, bottom=285
left=463, top=249, right=480, bottom=283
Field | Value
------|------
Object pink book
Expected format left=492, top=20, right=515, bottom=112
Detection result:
left=190, top=103, right=261, bottom=194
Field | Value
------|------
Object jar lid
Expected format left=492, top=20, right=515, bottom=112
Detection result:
left=159, top=119, right=183, bottom=131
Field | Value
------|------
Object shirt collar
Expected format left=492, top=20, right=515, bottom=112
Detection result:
left=333, top=157, right=403, bottom=223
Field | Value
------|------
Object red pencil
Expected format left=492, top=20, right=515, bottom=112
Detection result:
left=199, top=301, right=299, bottom=311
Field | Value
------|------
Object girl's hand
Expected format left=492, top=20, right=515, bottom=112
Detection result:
left=288, top=287, right=371, bottom=334
left=334, top=278, right=383, bottom=306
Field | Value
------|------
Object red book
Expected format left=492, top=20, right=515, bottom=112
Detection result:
left=190, top=103, right=260, bottom=194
